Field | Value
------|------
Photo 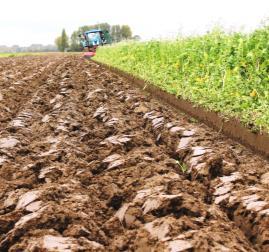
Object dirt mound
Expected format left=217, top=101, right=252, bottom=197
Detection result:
left=0, top=55, right=269, bottom=251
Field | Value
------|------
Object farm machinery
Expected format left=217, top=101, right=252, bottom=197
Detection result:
left=80, top=29, right=112, bottom=58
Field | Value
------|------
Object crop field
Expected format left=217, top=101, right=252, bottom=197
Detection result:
left=0, top=55, right=269, bottom=251
left=0, top=53, right=36, bottom=58
left=0, top=53, right=23, bottom=58
left=96, top=26, right=269, bottom=133
left=0, top=54, right=11, bottom=58
left=0, top=52, right=58, bottom=58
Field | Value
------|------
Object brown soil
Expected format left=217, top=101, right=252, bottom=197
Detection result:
left=0, top=55, right=269, bottom=251
left=96, top=61, right=269, bottom=159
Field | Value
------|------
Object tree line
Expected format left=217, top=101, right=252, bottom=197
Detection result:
left=0, top=44, right=57, bottom=53
left=55, top=23, right=140, bottom=52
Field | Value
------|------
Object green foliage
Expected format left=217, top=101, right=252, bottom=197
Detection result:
left=176, top=161, right=188, bottom=173
left=70, top=31, right=82, bottom=52
left=95, top=26, right=269, bottom=133
left=55, top=29, right=69, bottom=52
left=111, top=25, right=122, bottom=42
left=121, top=25, right=132, bottom=40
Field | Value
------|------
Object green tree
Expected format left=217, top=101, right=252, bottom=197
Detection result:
left=61, top=29, right=69, bottom=51
left=111, top=25, right=122, bottom=42
left=132, top=35, right=141, bottom=41
left=96, top=23, right=111, bottom=32
left=55, top=29, right=69, bottom=52
left=55, top=36, right=62, bottom=51
left=70, top=31, right=81, bottom=51
left=121, top=25, right=132, bottom=40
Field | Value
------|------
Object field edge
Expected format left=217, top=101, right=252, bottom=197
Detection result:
left=94, top=59, right=269, bottom=159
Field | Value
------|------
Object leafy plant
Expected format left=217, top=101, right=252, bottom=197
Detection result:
left=175, top=160, right=188, bottom=173
left=96, top=26, right=269, bottom=133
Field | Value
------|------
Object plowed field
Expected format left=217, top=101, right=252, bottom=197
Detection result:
left=0, top=55, right=269, bottom=251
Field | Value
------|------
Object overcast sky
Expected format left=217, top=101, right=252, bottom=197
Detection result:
left=1, top=0, right=269, bottom=46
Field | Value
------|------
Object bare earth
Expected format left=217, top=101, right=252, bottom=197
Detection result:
left=0, top=55, right=269, bottom=251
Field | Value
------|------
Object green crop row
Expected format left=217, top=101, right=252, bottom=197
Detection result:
left=95, top=27, right=269, bottom=133
left=0, top=53, right=32, bottom=58
left=0, top=53, right=14, bottom=57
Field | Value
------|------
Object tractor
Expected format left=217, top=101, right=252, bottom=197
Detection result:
left=80, top=29, right=112, bottom=58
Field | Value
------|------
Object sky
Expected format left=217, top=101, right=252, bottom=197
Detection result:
left=1, top=0, right=269, bottom=46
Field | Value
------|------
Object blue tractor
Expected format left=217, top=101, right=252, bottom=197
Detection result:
left=80, top=29, right=112, bottom=58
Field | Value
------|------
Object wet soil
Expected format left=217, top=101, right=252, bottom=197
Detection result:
left=0, top=55, right=269, bottom=251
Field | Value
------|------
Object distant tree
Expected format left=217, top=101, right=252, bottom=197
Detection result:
left=55, top=36, right=62, bottom=51
left=95, top=23, right=111, bottom=32
left=111, top=25, right=122, bottom=42
left=78, top=25, right=92, bottom=34
left=11, top=45, right=21, bottom=53
left=132, top=35, right=141, bottom=41
left=121, top=25, right=132, bottom=40
left=70, top=31, right=81, bottom=52
left=55, top=29, right=69, bottom=52
left=0, top=44, right=57, bottom=53
left=61, top=29, right=69, bottom=51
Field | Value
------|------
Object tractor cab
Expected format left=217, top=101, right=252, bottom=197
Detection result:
left=80, top=29, right=111, bottom=58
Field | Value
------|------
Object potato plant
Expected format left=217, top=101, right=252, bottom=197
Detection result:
left=96, top=26, right=269, bottom=133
